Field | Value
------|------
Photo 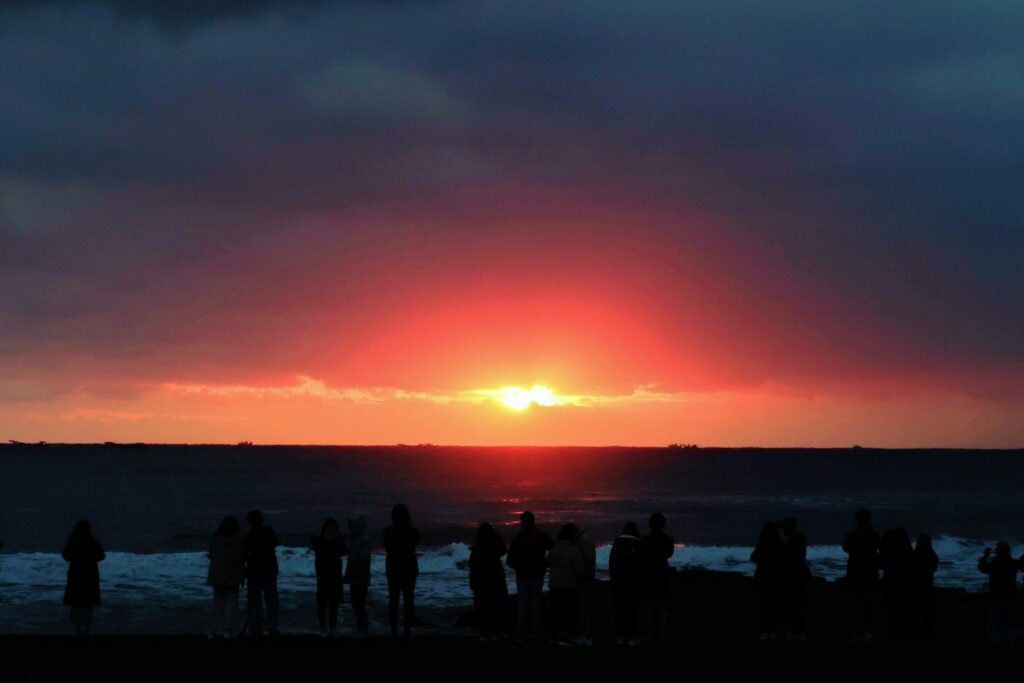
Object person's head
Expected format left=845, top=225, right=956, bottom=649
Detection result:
left=217, top=515, right=240, bottom=537
left=916, top=534, right=933, bottom=552
left=321, top=518, right=340, bottom=540
left=72, top=519, right=92, bottom=539
left=391, top=503, right=411, bottom=526
left=781, top=517, right=797, bottom=536
left=348, top=514, right=367, bottom=535
left=520, top=511, right=536, bottom=529
left=622, top=521, right=640, bottom=537
left=476, top=522, right=497, bottom=543
left=855, top=508, right=872, bottom=528
left=246, top=510, right=263, bottom=528
left=649, top=512, right=666, bottom=532
left=558, top=524, right=578, bottom=542
left=996, top=541, right=1011, bottom=558
left=760, top=522, right=778, bottom=543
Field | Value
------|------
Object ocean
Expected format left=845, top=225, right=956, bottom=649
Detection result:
left=1, top=445, right=1022, bottom=634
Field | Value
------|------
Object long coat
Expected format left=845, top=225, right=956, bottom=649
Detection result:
left=62, top=536, right=105, bottom=607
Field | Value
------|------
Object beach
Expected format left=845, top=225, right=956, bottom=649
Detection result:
left=4, top=570, right=1022, bottom=682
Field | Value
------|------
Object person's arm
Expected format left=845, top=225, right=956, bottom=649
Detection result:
left=665, top=537, right=675, bottom=559
left=339, top=537, right=349, bottom=557
left=412, top=527, right=420, bottom=549
left=95, top=541, right=105, bottom=562
left=978, top=555, right=991, bottom=574
left=269, top=528, right=278, bottom=549
left=751, top=543, right=761, bottom=564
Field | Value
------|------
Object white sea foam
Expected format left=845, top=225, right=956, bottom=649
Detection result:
left=0, top=536, right=1002, bottom=633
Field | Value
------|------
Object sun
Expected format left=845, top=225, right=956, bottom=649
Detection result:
left=496, top=385, right=558, bottom=411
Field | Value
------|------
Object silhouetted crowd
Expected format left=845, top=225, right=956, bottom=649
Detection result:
left=39, top=506, right=1024, bottom=644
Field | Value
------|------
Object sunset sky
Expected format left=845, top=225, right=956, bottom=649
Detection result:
left=1, top=1, right=1022, bottom=446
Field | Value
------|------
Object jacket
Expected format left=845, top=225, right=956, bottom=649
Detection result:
left=547, top=540, right=585, bottom=590
left=207, top=533, right=245, bottom=588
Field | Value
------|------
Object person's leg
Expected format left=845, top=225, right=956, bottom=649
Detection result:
left=657, top=601, right=670, bottom=640
left=247, top=579, right=264, bottom=635
left=352, top=584, right=369, bottom=633
left=317, top=597, right=327, bottom=629
left=70, top=606, right=82, bottom=635
left=213, top=587, right=226, bottom=635
left=515, top=578, right=529, bottom=636
left=576, top=581, right=593, bottom=643
left=388, top=579, right=400, bottom=636
left=531, top=579, right=544, bottom=638
left=225, top=585, right=239, bottom=637
left=329, top=601, right=339, bottom=630
left=787, top=581, right=805, bottom=635
left=402, top=578, right=415, bottom=635
left=82, top=606, right=93, bottom=635
left=265, top=578, right=279, bottom=635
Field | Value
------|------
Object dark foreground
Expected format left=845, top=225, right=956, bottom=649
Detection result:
left=3, top=633, right=1023, bottom=682
left=5, top=571, right=1024, bottom=681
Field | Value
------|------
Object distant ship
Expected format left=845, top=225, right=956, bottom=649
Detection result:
left=237, top=441, right=254, bottom=447
left=9, top=440, right=48, bottom=447
left=103, top=441, right=148, bottom=449
left=667, top=443, right=699, bottom=450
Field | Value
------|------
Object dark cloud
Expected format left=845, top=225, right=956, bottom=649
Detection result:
left=1, top=1, right=1022, bottom=394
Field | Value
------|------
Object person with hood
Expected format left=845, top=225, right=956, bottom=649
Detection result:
left=912, top=534, right=939, bottom=637
left=574, top=526, right=597, bottom=646
left=641, top=512, right=675, bottom=641
left=469, top=522, right=508, bottom=641
left=383, top=503, right=420, bottom=637
left=345, top=514, right=372, bottom=635
left=62, top=519, right=105, bottom=636
left=780, top=517, right=809, bottom=640
left=842, top=508, right=880, bottom=643
left=547, top=524, right=586, bottom=643
left=207, top=515, right=245, bottom=638
left=978, top=541, right=1022, bottom=644
left=311, top=518, right=348, bottom=637
left=242, top=509, right=279, bottom=636
left=506, top=510, right=554, bottom=638
left=610, top=521, right=645, bottom=645
left=751, top=522, right=784, bottom=640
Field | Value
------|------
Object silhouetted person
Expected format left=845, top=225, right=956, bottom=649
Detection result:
left=507, top=510, right=554, bottom=638
left=345, top=514, right=371, bottom=635
left=573, top=526, right=597, bottom=646
left=207, top=515, right=244, bottom=638
left=978, top=541, right=1022, bottom=645
left=879, top=528, right=914, bottom=641
left=842, top=508, right=880, bottom=643
left=469, top=523, right=508, bottom=641
left=610, top=521, right=645, bottom=645
left=912, top=534, right=939, bottom=637
left=311, top=518, right=348, bottom=637
left=384, top=503, right=419, bottom=637
left=780, top=517, right=809, bottom=639
left=547, top=524, right=586, bottom=643
left=641, top=512, right=675, bottom=641
left=62, top=520, right=105, bottom=636
left=751, top=522, right=784, bottom=640
left=243, top=509, right=279, bottom=636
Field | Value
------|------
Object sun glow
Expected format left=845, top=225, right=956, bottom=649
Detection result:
left=495, top=385, right=558, bottom=411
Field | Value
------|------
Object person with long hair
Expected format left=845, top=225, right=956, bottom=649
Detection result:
left=311, top=518, right=348, bottom=637
left=62, top=520, right=105, bottom=636
left=469, top=522, right=508, bottom=641
left=207, top=515, right=244, bottom=638
left=383, top=503, right=420, bottom=637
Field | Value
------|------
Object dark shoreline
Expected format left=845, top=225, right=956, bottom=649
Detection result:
left=5, top=571, right=1024, bottom=680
